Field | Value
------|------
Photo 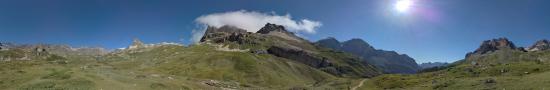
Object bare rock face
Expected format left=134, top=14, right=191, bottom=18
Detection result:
left=256, top=23, right=306, bottom=43
left=0, top=42, right=16, bottom=51
left=466, top=38, right=521, bottom=58
left=129, top=38, right=145, bottom=49
left=527, top=39, right=550, bottom=52
left=256, top=23, right=291, bottom=34
left=200, top=25, right=251, bottom=43
left=0, top=43, right=7, bottom=51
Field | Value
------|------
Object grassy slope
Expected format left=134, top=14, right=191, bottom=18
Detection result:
left=0, top=45, right=365, bottom=90
left=360, top=50, right=550, bottom=90
left=222, top=34, right=381, bottom=78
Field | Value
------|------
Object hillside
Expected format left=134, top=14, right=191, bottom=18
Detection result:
left=0, top=23, right=381, bottom=90
left=360, top=38, right=550, bottom=90
left=315, top=37, right=421, bottom=74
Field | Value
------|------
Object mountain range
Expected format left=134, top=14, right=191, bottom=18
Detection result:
left=361, top=37, right=550, bottom=90
left=2, top=23, right=550, bottom=89
left=315, top=37, right=421, bottom=74
left=0, top=23, right=382, bottom=89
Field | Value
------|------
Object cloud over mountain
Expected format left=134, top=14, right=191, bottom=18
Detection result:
left=191, top=10, right=322, bottom=43
left=196, top=10, right=321, bottom=33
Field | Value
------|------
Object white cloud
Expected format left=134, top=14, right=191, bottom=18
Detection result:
left=190, top=27, right=206, bottom=43
left=195, top=10, right=322, bottom=33
left=190, top=10, right=322, bottom=43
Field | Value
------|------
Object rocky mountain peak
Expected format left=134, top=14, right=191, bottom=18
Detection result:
left=527, top=39, right=550, bottom=51
left=200, top=25, right=249, bottom=43
left=256, top=23, right=291, bottom=34
left=342, top=38, right=375, bottom=51
left=315, top=37, right=341, bottom=50
left=315, top=38, right=420, bottom=74
left=205, top=25, right=248, bottom=35
left=419, top=62, right=449, bottom=69
left=129, top=38, right=145, bottom=49
left=0, top=42, right=6, bottom=50
left=466, top=38, right=520, bottom=57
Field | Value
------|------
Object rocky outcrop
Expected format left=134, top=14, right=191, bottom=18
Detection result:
left=128, top=38, right=145, bottom=49
left=466, top=38, right=523, bottom=58
left=527, top=39, right=550, bottom=52
left=200, top=25, right=251, bottom=43
left=315, top=38, right=421, bottom=74
left=257, top=23, right=292, bottom=35
left=256, top=23, right=305, bottom=43
left=0, top=43, right=8, bottom=51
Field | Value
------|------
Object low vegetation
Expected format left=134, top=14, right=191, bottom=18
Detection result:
left=361, top=50, right=550, bottom=90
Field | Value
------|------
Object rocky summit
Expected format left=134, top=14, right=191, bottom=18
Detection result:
left=315, top=37, right=421, bottom=74
left=466, top=38, right=523, bottom=58
left=527, top=39, right=550, bottom=51
left=363, top=37, right=550, bottom=90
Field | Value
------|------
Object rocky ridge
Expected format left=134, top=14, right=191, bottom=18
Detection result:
left=315, top=37, right=421, bottom=74
left=527, top=39, right=550, bottom=52
left=199, top=23, right=381, bottom=77
left=465, top=38, right=550, bottom=58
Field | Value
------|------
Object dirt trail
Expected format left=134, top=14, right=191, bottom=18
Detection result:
left=351, top=79, right=367, bottom=90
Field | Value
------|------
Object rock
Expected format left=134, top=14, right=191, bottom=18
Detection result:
left=256, top=23, right=291, bottom=34
left=466, top=38, right=521, bottom=58
left=484, top=78, right=496, bottom=84
left=0, top=43, right=5, bottom=51
left=129, top=38, right=145, bottom=49
left=200, top=25, right=249, bottom=43
left=202, top=80, right=239, bottom=89
left=250, top=49, right=268, bottom=54
left=256, top=23, right=305, bottom=43
left=527, top=39, right=550, bottom=51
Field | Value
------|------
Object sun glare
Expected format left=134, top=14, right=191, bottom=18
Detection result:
left=395, top=0, right=413, bottom=13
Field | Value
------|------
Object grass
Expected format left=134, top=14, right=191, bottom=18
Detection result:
left=361, top=50, right=550, bottom=90
left=0, top=34, right=382, bottom=90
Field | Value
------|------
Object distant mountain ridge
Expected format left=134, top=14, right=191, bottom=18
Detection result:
left=466, top=38, right=550, bottom=58
left=199, top=23, right=381, bottom=78
left=315, top=37, right=421, bottom=74
left=364, top=37, right=550, bottom=89
left=419, top=62, right=449, bottom=69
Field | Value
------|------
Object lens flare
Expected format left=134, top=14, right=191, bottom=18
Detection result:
left=395, top=0, right=413, bottom=13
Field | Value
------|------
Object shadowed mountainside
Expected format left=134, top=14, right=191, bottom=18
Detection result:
left=315, top=37, right=421, bottom=74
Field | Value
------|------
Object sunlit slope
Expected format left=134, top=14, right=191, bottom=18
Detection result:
left=360, top=49, right=550, bottom=90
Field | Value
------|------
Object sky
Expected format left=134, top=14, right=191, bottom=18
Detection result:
left=0, top=0, right=549, bottom=63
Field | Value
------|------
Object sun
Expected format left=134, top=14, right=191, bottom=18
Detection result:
left=395, top=0, right=413, bottom=13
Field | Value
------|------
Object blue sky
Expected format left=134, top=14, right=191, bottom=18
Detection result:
left=0, top=0, right=549, bottom=63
